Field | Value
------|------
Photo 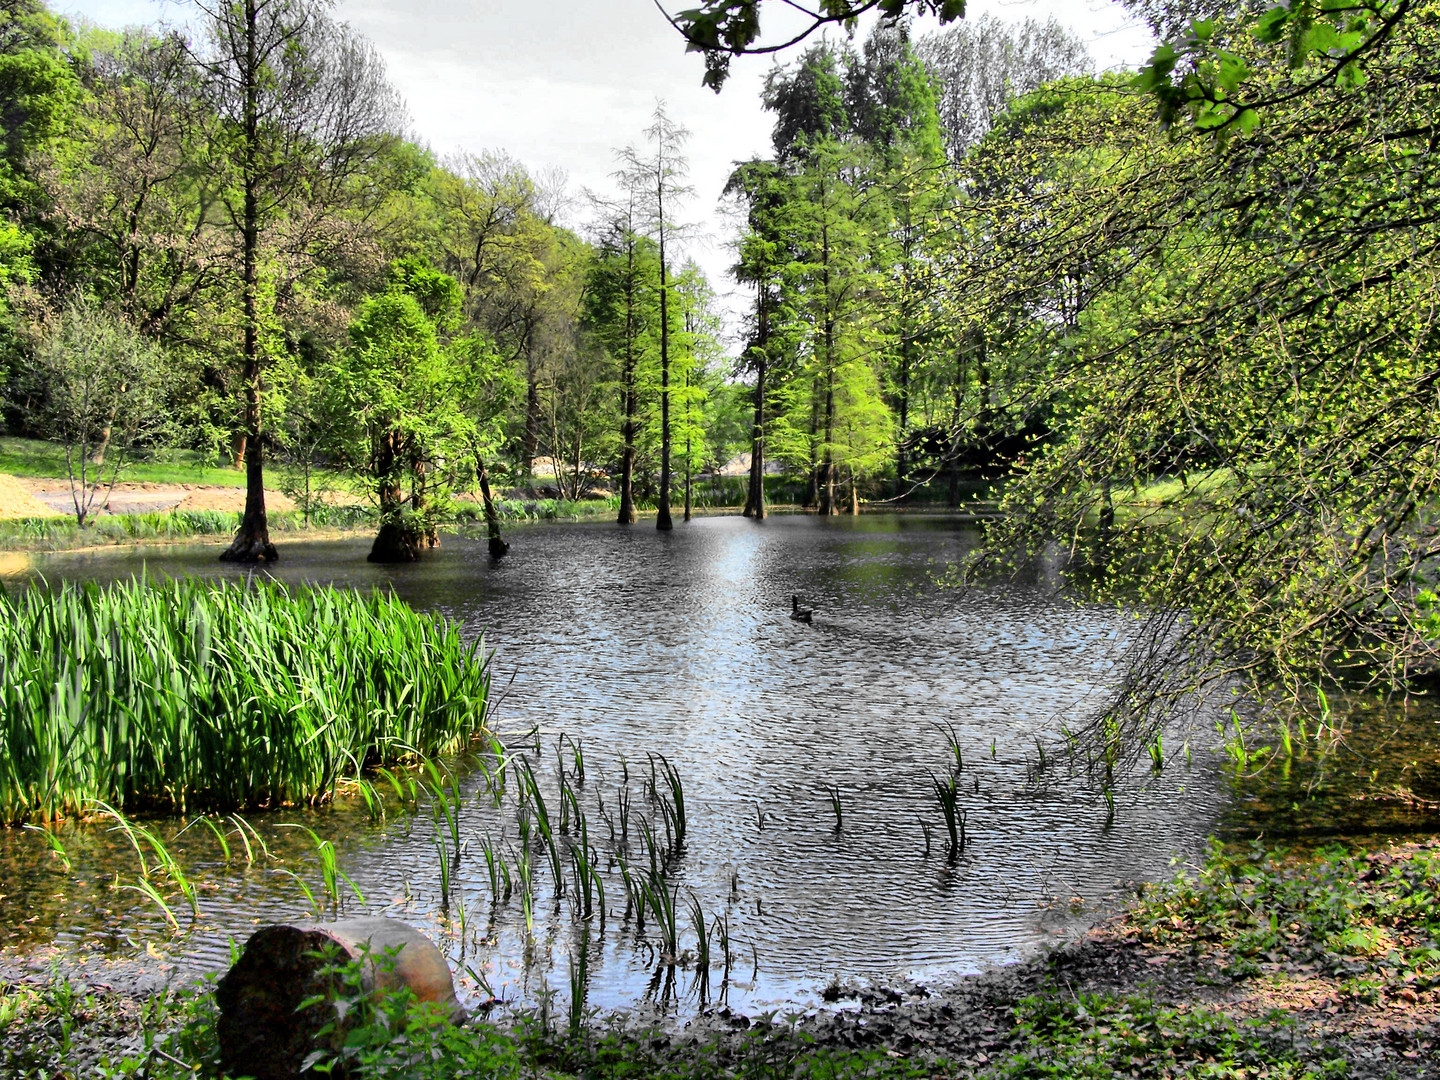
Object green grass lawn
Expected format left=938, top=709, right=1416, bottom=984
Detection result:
left=0, top=437, right=248, bottom=486
left=1130, top=468, right=1234, bottom=506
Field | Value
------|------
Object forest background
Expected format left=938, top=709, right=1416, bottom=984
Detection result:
left=3, top=0, right=1439, bottom=735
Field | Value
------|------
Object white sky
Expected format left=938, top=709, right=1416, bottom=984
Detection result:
left=58, top=0, right=1156, bottom=343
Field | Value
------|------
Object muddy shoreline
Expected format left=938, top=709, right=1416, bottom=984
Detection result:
left=3, top=907, right=1436, bottom=1079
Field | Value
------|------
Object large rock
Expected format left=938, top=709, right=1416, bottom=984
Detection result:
left=215, top=918, right=465, bottom=1080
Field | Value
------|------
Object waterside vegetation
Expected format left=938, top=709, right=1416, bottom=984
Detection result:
left=3, top=839, right=1436, bottom=1079
left=0, top=578, right=491, bottom=823
left=0, top=493, right=627, bottom=554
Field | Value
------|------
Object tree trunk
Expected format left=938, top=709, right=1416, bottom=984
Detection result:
left=368, top=432, right=420, bottom=563
left=683, top=360, right=692, bottom=523
left=684, top=435, right=692, bottom=522
left=618, top=236, right=638, bottom=525
left=895, top=218, right=915, bottom=501
left=976, top=331, right=993, bottom=474
left=656, top=251, right=672, bottom=531
left=818, top=339, right=837, bottom=517
left=742, top=301, right=767, bottom=520
left=409, top=458, right=439, bottom=549
left=895, top=335, right=910, bottom=499
left=849, top=464, right=859, bottom=515
left=220, top=399, right=277, bottom=563
left=817, top=210, right=836, bottom=517
left=804, top=391, right=819, bottom=509
left=522, top=360, right=541, bottom=479
left=948, top=337, right=967, bottom=507
left=1098, top=478, right=1115, bottom=552
left=220, top=0, right=275, bottom=565
left=474, top=452, right=508, bottom=558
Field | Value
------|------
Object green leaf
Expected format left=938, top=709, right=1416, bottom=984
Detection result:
left=1253, top=5, right=1293, bottom=43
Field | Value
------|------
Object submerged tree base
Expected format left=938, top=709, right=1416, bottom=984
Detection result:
left=367, top=521, right=425, bottom=563
left=219, top=520, right=278, bottom=563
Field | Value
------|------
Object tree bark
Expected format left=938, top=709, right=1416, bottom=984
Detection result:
left=473, top=451, right=508, bottom=557
left=804, top=392, right=819, bottom=509
left=683, top=360, right=692, bottom=523
left=368, top=431, right=420, bottom=563
left=895, top=208, right=918, bottom=501
left=742, top=292, right=768, bottom=520
left=618, top=232, right=638, bottom=525
left=656, top=224, right=673, bottom=531
left=896, top=334, right=911, bottom=500
left=818, top=331, right=837, bottom=516
left=522, top=358, right=540, bottom=479
left=221, top=424, right=278, bottom=562
left=409, top=459, right=439, bottom=550
left=220, top=0, right=275, bottom=564
left=1098, top=477, right=1115, bottom=552
left=948, top=338, right=966, bottom=507
left=817, top=207, right=837, bottom=517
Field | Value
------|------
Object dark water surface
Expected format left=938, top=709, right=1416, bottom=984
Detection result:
left=0, top=515, right=1231, bottom=1013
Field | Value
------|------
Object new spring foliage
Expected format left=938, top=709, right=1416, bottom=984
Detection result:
left=0, top=578, right=490, bottom=822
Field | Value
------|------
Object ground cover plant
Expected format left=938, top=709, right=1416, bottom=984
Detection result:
left=0, top=578, right=491, bottom=822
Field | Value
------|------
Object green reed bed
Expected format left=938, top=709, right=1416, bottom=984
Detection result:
left=0, top=578, right=490, bottom=823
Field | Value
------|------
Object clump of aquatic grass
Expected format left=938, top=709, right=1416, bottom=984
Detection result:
left=93, top=801, right=201, bottom=929
left=643, top=871, right=681, bottom=959
left=281, top=823, right=364, bottom=916
left=935, top=720, right=963, bottom=775
left=0, top=510, right=241, bottom=551
left=823, top=784, right=842, bottom=832
left=648, top=754, right=687, bottom=860
left=687, top=892, right=712, bottom=1000
left=1148, top=733, right=1164, bottom=773
left=930, top=772, right=967, bottom=861
left=0, top=577, right=490, bottom=823
left=484, top=495, right=620, bottom=524
left=568, top=926, right=591, bottom=1037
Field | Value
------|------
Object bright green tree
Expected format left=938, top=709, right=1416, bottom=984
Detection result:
left=325, top=268, right=474, bottom=563
left=949, top=5, right=1440, bottom=766
left=196, top=0, right=404, bottom=563
left=16, top=296, right=172, bottom=523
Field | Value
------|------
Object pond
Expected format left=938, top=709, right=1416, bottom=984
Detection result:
left=0, top=514, right=1232, bottom=1015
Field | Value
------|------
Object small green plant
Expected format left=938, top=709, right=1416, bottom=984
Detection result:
left=280, top=824, right=363, bottom=916
left=823, top=784, right=842, bottom=831
left=929, top=772, right=966, bottom=860
left=935, top=720, right=963, bottom=774
left=94, top=801, right=200, bottom=927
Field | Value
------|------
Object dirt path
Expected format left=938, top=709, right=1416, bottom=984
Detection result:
left=3, top=475, right=296, bottom=517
